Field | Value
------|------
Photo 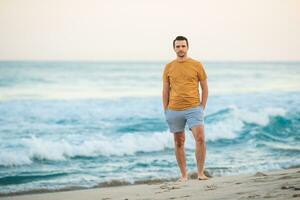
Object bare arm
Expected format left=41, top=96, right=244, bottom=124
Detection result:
left=200, top=79, right=208, bottom=110
left=162, top=80, right=170, bottom=111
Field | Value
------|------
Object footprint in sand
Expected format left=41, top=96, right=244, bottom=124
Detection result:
left=167, top=194, right=190, bottom=199
left=281, top=184, right=296, bottom=189
left=254, top=172, right=268, bottom=177
left=247, top=194, right=260, bottom=199
left=204, top=184, right=217, bottom=191
left=180, top=195, right=190, bottom=198
left=278, top=175, right=294, bottom=180
left=157, top=182, right=182, bottom=194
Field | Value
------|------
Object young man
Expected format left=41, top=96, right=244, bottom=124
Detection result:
left=162, top=36, right=209, bottom=181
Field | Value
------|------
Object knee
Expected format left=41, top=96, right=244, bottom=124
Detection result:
left=195, top=134, right=205, bottom=145
left=175, top=137, right=185, bottom=148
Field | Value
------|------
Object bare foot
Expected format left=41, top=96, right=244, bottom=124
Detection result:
left=198, top=174, right=209, bottom=180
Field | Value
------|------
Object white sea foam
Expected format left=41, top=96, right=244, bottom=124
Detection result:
left=0, top=151, right=32, bottom=166
left=0, top=132, right=174, bottom=166
left=205, top=105, right=287, bottom=141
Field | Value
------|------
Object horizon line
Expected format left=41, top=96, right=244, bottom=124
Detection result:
left=0, top=59, right=300, bottom=63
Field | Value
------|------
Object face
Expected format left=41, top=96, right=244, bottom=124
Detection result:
left=174, top=40, right=188, bottom=58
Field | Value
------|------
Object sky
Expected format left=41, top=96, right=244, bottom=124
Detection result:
left=0, top=0, right=300, bottom=61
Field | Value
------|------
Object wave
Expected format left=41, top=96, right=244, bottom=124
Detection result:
left=0, top=131, right=173, bottom=167
left=0, top=104, right=296, bottom=167
left=205, top=105, right=287, bottom=141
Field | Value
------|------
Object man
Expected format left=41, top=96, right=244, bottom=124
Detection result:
left=162, top=36, right=209, bottom=181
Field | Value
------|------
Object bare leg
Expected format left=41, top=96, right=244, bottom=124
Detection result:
left=173, top=131, right=188, bottom=180
left=191, top=125, right=208, bottom=180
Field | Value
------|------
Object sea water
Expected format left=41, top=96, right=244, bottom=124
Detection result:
left=0, top=61, right=299, bottom=194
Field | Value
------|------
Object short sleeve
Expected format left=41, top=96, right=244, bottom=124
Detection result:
left=162, top=64, right=169, bottom=82
left=197, top=62, right=207, bottom=81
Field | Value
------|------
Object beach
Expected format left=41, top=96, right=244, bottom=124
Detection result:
left=0, top=61, right=299, bottom=196
left=1, top=167, right=300, bottom=200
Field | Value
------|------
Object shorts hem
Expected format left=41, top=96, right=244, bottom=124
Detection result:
left=169, top=129, right=185, bottom=133
left=188, top=122, right=205, bottom=130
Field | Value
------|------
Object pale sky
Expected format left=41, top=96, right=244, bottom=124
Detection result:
left=0, top=0, right=300, bottom=61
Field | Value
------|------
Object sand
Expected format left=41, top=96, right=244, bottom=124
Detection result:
left=1, top=167, right=300, bottom=200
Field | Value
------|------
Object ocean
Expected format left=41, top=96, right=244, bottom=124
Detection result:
left=0, top=61, right=299, bottom=195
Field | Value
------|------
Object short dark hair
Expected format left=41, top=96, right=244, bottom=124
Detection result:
left=173, top=36, right=189, bottom=48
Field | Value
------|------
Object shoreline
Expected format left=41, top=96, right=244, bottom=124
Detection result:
left=1, top=167, right=300, bottom=200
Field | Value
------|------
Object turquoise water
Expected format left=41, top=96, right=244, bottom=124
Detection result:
left=0, top=61, right=300, bottom=194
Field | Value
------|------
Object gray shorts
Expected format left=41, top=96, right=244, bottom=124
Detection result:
left=164, top=105, right=205, bottom=133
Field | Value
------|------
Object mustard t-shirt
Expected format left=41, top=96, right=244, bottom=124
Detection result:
left=163, top=58, right=207, bottom=110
